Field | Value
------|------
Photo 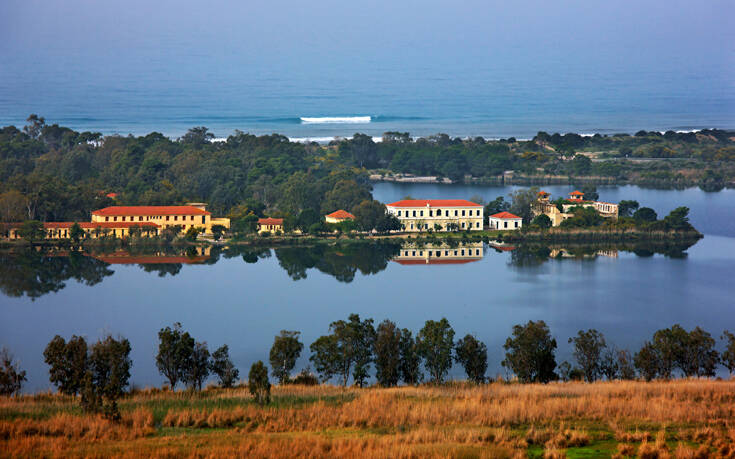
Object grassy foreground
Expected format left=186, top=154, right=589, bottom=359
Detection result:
left=2, top=380, right=734, bottom=458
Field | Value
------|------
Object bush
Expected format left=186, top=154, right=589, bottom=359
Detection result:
left=248, top=361, right=271, bottom=405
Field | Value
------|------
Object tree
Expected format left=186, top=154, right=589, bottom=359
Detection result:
left=183, top=341, right=210, bottom=391
left=531, top=214, right=552, bottom=229
left=680, top=326, right=718, bottom=377
left=211, top=224, right=226, bottom=241
left=722, top=331, right=735, bottom=376
left=248, top=361, right=270, bottom=405
left=18, top=220, right=46, bottom=243
left=633, top=207, right=658, bottom=223
left=184, top=226, right=202, bottom=241
left=23, top=114, right=46, bottom=139
left=454, top=334, right=488, bottom=384
left=70, top=223, right=84, bottom=243
left=0, top=190, right=27, bottom=222
left=86, top=335, right=132, bottom=418
left=579, top=185, right=599, bottom=201
left=376, top=214, right=402, bottom=233
left=417, top=318, right=455, bottom=384
left=618, top=200, right=640, bottom=217
left=156, top=323, right=195, bottom=390
left=0, top=347, right=26, bottom=396
left=663, top=207, right=693, bottom=231
left=269, top=330, right=304, bottom=384
left=568, top=329, right=607, bottom=382
left=502, top=320, right=557, bottom=383
left=210, top=344, right=239, bottom=388
left=616, top=349, right=636, bottom=380
left=508, top=187, right=539, bottom=223
left=43, top=335, right=89, bottom=395
left=399, top=328, right=422, bottom=385
left=484, top=196, right=510, bottom=217
left=650, top=325, right=688, bottom=379
left=634, top=341, right=658, bottom=381
left=321, top=180, right=371, bottom=215
left=309, top=314, right=375, bottom=387
left=180, top=126, right=214, bottom=146
left=599, top=347, right=618, bottom=380
left=373, top=320, right=402, bottom=387
left=352, top=200, right=386, bottom=232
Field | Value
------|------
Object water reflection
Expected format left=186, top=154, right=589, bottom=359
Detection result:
left=0, top=239, right=701, bottom=299
left=393, top=241, right=483, bottom=265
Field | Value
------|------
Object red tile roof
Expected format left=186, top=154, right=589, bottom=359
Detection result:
left=490, top=211, right=521, bottom=219
left=106, top=192, right=118, bottom=199
left=326, top=210, right=355, bottom=220
left=393, top=259, right=480, bottom=265
left=538, top=191, right=550, bottom=196
left=258, top=218, right=283, bottom=225
left=569, top=191, right=584, bottom=196
left=386, top=199, right=482, bottom=208
left=92, top=206, right=210, bottom=216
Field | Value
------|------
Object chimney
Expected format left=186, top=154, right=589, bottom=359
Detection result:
left=187, top=202, right=207, bottom=211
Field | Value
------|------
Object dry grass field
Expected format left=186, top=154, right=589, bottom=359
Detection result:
left=1, top=380, right=734, bottom=458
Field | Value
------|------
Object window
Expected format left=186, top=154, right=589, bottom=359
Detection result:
left=514, top=221, right=518, bottom=228
left=404, top=251, right=409, bottom=256
left=420, top=210, right=424, bottom=217
left=122, top=216, right=126, bottom=221
left=412, top=251, right=416, bottom=256
left=476, top=222, right=480, bottom=228
left=462, top=210, right=466, bottom=216
left=139, top=216, right=143, bottom=221
left=397, top=210, right=402, bottom=216
left=461, top=222, right=465, bottom=228
left=504, top=221, right=508, bottom=228
left=412, top=210, right=416, bottom=217
left=454, top=210, right=458, bottom=216
left=444, top=250, right=449, bottom=255
left=454, top=250, right=458, bottom=255
left=476, top=249, right=480, bottom=255
left=410, top=224, right=414, bottom=229
left=105, top=217, right=109, bottom=222
left=428, top=251, right=433, bottom=256
left=113, top=216, right=117, bottom=221
left=461, top=249, right=465, bottom=256
left=446, top=210, right=449, bottom=216
left=419, top=251, right=423, bottom=256
left=202, top=216, right=206, bottom=224
left=191, top=216, right=194, bottom=221
left=429, top=210, right=433, bottom=217
left=174, top=216, right=178, bottom=221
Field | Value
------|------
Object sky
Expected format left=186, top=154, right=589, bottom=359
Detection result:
left=3, top=0, right=733, bottom=64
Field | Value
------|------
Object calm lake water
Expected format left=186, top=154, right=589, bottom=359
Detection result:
left=2, top=183, right=734, bottom=391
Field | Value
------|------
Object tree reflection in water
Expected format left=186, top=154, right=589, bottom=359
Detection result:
left=0, top=238, right=699, bottom=299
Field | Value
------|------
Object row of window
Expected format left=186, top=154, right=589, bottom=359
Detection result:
left=402, top=249, right=482, bottom=257
left=490, top=221, right=520, bottom=229
left=396, top=209, right=481, bottom=218
left=104, top=215, right=207, bottom=223
left=409, top=221, right=481, bottom=230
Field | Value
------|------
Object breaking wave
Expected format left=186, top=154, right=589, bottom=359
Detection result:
left=300, top=116, right=371, bottom=124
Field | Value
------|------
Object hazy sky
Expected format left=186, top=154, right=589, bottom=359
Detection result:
left=3, top=0, right=734, bottom=63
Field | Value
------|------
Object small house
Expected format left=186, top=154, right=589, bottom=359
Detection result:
left=488, top=211, right=523, bottom=230
left=257, top=218, right=283, bottom=234
left=325, top=210, right=355, bottom=224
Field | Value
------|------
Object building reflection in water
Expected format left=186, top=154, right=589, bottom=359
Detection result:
left=393, top=242, right=484, bottom=265
left=89, top=246, right=212, bottom=264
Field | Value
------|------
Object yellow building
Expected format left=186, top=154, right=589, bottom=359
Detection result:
left=393, top=242, right=484, bottom=265
left=91, top=203, right=229, bottom=235
left=5, top=221, right=159, bottom=240
left=257, top=218, right=283, bottom=234
left=532, top=191, right=619, bottom=227
left=385, top=199, right=484, bottom=232
left=325, top=209, right=355, bottom=224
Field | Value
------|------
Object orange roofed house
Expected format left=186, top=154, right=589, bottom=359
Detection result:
left=488, top=211, right=523, bottom=230
left=91, top=203, right=229, bottom=236
left=325, top=210, right=355, bottom=224
left=532, top=190, right=618, bottom=226
left=385, top=199, right=484, bottom=232
left=257, top=218, right=283, bottom=234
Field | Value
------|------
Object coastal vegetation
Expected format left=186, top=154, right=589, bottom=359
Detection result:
left=3, top=319, right=735, bottom=457
left=1, top=118, right=733, bottom=237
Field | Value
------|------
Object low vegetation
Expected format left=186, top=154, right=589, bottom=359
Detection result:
left=2, top=380, right=734, bottom=458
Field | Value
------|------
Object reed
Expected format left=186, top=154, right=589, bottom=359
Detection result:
left=2, top=379, right=733, bottom=458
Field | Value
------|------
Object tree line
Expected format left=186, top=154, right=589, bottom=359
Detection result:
left=3, top=319, right=735, bottom=410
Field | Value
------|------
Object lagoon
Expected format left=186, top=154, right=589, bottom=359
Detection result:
left=1, top=184, right=734, bottom=391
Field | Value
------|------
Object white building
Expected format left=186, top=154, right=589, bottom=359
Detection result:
left=385, top=199, right=484, bottom=232
left=488, top=211, right=522, bottom=230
